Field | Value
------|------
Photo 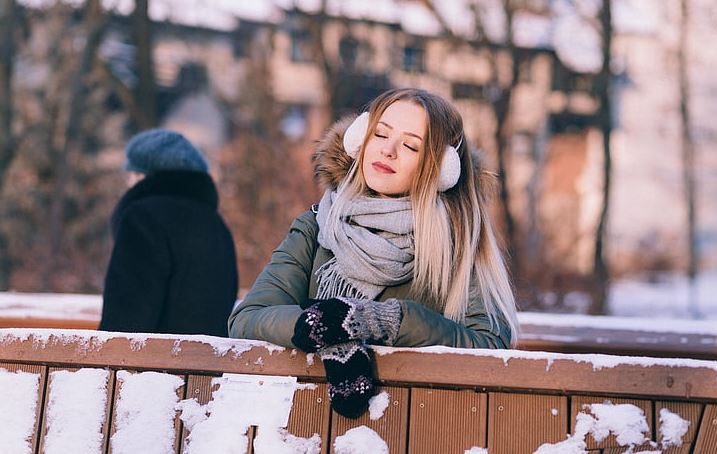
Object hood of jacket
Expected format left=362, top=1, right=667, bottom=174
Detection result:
left=311, top=114, right=495, bottom=196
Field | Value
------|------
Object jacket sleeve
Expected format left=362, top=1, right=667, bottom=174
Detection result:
left=100, top=204, right=171, bottom=332
left=393, top=296, right=512, bottom=349
left=227, top=211, right=318, bottom=347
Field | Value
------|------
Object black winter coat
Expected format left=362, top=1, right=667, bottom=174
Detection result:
left=100, top=170, right=238, bottom=337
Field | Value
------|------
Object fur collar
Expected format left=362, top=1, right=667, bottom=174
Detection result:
left=111, top=170, right=218, bottom=237
left=312, top=115, right=357, bottom=191
left=311, top=114, right=493, bottom=194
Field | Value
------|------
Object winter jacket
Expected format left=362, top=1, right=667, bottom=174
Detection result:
left=100, top=170, right=238, bottom=337
left=228, top=117, right=511, bottom=349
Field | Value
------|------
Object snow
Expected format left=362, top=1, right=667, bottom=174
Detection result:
left=534, top=401, right=691, bottom=453
left=464, top=448, right=488, bottom=454
left=658, top=408, right=689, bottom=448
left=608, top=271, right=717, bottom=320
left=16, top=0, right=663, bottom=74
left=534, top=402, right=650, bottom=454
left=518, top=311, right=717, bottom=335
left=0, top=328, right=284, bottom=358
left=0, top=369, right=41, bottom=454
left=371, top=344, right=717, bottom=373
left=334, top=426, right=388, bottom=454
left=110, top=371, right=184, bottom=454
left=368, top=391, right=390, bottom=420
left=44, top=369, right=110, bottom=454
left=179, top=373, right=319, bottom=454
left=0, top=292, right=100, bottom=321
left=399, top=3, right=443, bottom=37
left=588, top=402, right=649, bottom=445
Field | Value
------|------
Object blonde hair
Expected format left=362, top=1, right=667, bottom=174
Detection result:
left=327, top=88, right=519, bottom=342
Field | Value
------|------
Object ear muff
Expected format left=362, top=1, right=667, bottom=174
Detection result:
left=438, top=140, right=461, bottom=192
left=342, top=112, right=462, bottom=192
left=342, top=112, right=369, bottom=159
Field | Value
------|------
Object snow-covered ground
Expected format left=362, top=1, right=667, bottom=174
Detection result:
left=608, top=270, right=717, bottom=320
left=1, top=270, right=715, bottom=324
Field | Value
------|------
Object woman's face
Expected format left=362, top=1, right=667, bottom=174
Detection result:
left=362, top=100, right=426, bottom=197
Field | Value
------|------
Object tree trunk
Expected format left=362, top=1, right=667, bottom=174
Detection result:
left=132, top=0, right=157, bottom=129
left=678, top=0, right=699, bottom=318
left=45, top=0, right=107, bottom=289
left=590, top=0, right=613, bottom=314
left=0, top=0, right=15, bottom=178
left=494, top=0, right=520, bottom=278
left=0, top=0, right=17, bottom=289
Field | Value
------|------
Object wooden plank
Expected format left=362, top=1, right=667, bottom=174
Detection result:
left=571, top=396, right=653, bottom=450
left=693, top=404, right=717, bottom=453
left=286, top=382, right=330, bottom=452
left=655, top=401, right=702, bottom=454
left=104, top=371, right=117, bottom=454
left=487, top=392, right=567, bottom=454
left=37, top=367, right=112, bottom=454
left=329, top=386, right=408, bottom=454
left=408, top=388, right=487, bottom=454
left=518, top=324, right=717, bottom=361
left=2, top=334, right=717, bottom=401
left=180, top=374, right=262, bottom=454
left=179, top=374, right=220, bottom=453
left=0, top=361, right=46, bottom=454
left=0, top=317, right=99, bottom=330
left=107, top=371, right=185, bottom=454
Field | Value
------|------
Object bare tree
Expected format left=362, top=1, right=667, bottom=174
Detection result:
left=492, top=0, right=521, bottom=276
left=0, top=0, right=17, bottom=289
left=130, top=0, right=157, bottom=129
left=96, top=0, right=156, bottom=130
left=44, top=0, right=108, bottom=286
left=678, top=0, right=699, bottom=318
left=590, top=0, right=613, bottom=314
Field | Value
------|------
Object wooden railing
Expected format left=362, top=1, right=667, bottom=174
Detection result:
left=1, top=293, right=715, bottom=360
left=0, top=329, right=715, bottom=453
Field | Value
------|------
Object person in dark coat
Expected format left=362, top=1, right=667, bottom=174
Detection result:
left=100, top=129, right=238, bottom=337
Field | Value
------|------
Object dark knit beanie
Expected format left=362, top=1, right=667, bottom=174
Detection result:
left=124, top=128, right=209, bottom=174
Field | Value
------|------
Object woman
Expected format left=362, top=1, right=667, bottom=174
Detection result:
left=228, top=88, right=518, bottom=418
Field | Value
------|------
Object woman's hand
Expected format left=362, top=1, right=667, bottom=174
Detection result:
left=291, top=297, right=402, bottom=352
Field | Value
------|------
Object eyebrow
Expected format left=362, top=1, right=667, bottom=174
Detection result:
left=378, top=121, right=423, bottom=141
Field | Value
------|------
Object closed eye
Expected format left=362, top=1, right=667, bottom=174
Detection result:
left=404, top=143, right=418, bottom=152
left=374, top=132, right=388, bottom=139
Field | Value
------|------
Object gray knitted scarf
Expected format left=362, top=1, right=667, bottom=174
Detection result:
left=315, top=190, right=415, bottom=300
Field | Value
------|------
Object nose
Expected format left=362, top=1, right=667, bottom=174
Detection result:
left=381, top=139, right=398, bottom=159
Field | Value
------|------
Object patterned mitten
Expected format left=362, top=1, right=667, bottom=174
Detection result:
left=319, top=340, right=377, bottom=419
left=292, top=297, right=402, bottom=353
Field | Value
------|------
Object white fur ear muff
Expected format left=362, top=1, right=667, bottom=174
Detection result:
left=438, top=142, right=461, bottom=192
left=342, top=112, right=462, bottom=192
left=342, top=112, right=369, bottom=159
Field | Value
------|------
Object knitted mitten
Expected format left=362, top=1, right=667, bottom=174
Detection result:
left=319, top=340, right=377, bottom=419
left=292, top=297, right=402, bottom=353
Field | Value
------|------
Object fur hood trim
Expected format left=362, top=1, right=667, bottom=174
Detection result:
left=312, top=115, right=357, bottom=191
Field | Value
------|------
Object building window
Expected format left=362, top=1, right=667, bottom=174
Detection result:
left=339, top=36, right=373, bottom=69
left=451, top=82, right=485, bottom=100
left=290, top=29, right=313, bottom=63
left=519, top=59, right=533, bottom=84
left=339, top=36, right=358, bottom=67
left=233, top=24, right=257, bottom=58
left=402, top=44, right=425, bottom=72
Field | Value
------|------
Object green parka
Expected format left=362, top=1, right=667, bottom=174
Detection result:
left=227, top=117, right=512, bottom=349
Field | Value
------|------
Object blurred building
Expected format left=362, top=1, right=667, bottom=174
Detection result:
left=13, top=0, right=717, bottom=285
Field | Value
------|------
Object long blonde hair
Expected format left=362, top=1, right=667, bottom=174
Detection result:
left=327, top=88, right=519, bottom=341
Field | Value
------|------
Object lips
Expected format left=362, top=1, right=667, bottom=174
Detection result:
left=371, top=162, right=395, bottom=174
